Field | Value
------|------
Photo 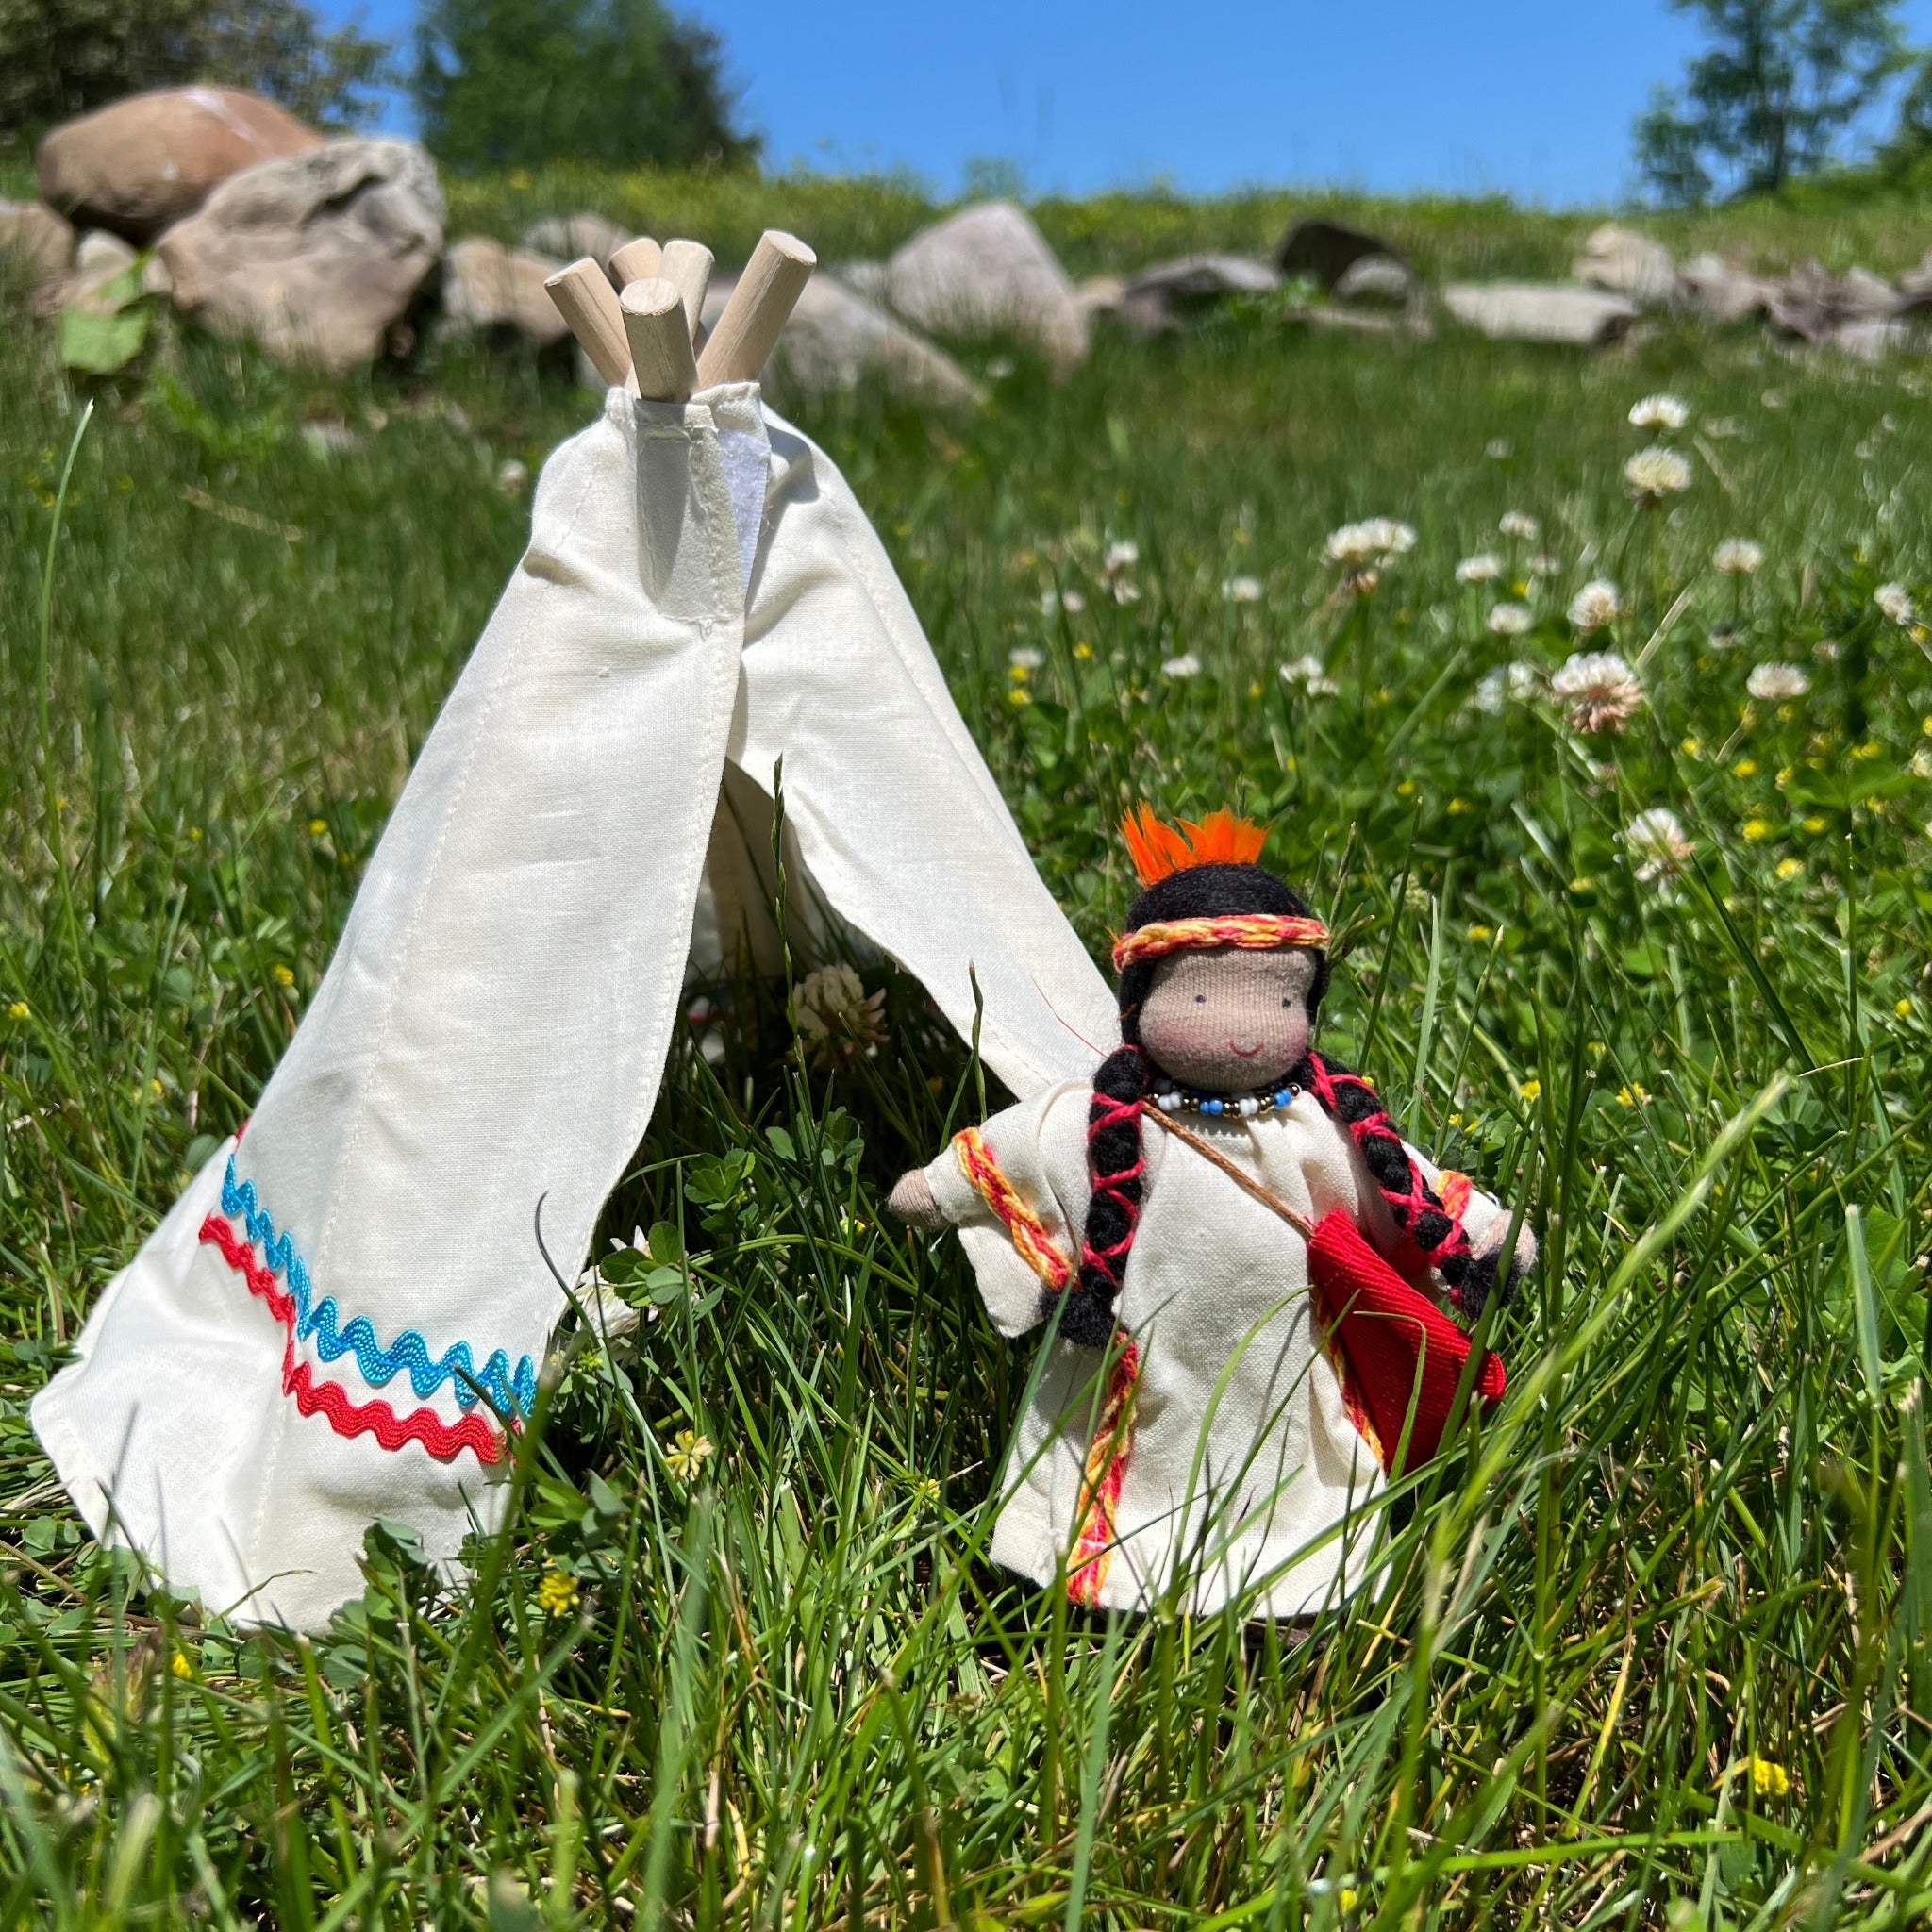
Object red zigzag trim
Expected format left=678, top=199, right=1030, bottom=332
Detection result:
left=198, top=1213, right=509, bottom=1466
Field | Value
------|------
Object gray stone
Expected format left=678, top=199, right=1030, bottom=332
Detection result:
left=0, top=198, right=76, bottom=292
left=838, top=259, right=889, bottom=302
left=519, top=213, right=629, bottom=283
left=1899, top=248, right=1932, bottom=309
left=1768, top=258, right=1898, bottom=342
left=1675, top=252, right=1772, bottom=326
left=1274, top=217, right=1404, bottom=291
left=1574, top=223, right=1675, bottom=306
left=1332, top=253, right=1415, bottom=305
left=62, top=228, right=138, bottom=314
left=37, top=86, right=319, bottom=242
left=1094, top=253, right=1279, bottom=334
left=700, top=270, right=982, bottom=408
left=158, top=138, right=444, bottom=372
left=1442, top=282, right=1640, bottom=346
left=439, top=235, right=570, bottom=346
left=883, top=201, right=1087, bottom=372
left=1826, top=318, right=1923, bottom=361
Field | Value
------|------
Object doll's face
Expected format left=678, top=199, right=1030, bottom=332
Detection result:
left=1137, top=947, right=1318, bottom=1091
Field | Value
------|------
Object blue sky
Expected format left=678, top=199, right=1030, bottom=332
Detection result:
left=326, top=0, right=1932, bottom=206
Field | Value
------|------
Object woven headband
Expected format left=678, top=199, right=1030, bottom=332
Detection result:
left=1111, top=914, right=1330, bottom=973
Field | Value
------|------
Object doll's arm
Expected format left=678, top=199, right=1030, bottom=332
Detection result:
left=1403, top=1139, right=1538, bottom=1284
left=889, top=1083, right=1091, bottom=1338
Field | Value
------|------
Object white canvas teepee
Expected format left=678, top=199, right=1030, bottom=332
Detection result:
left=32, top=378, right=1118, bottom=1629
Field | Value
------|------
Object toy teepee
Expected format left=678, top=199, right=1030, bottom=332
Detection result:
left=33, top=233, right=1119, bottom=1630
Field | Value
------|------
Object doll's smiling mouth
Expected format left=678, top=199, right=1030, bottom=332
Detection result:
left=1227, top=1041, right=1262, bottom=1058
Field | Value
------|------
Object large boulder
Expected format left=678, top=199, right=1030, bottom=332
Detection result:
left=1767, top=259, right=1898, bottom=343
left=0, top=199, right=76, bottom=295
left=882, top=201, right=1088, bottom=372
left=1274, top=217, right=1403, bottom=291
left=520, top=213, right=629, bottom=284
left=439, top=235, right=570, bottom=345
left=1333, top=253, right=1416, bottom=305
left=1574, top=223, right=1675, bottom=306
left=699, top=271, right=981, bottom=409
left=1899, top=248, right=1932, bottom=311
left=1442, top=282, right=1640, bottom=347
left=1676, top=252, right=1773, bottom=326
left=158, top=138, right=444, bottom=372
left=1099, top=253, right=1279, bottom=335
left=36, top=86, right=319, bottom=243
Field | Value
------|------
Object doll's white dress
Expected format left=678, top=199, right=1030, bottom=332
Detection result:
left=922, top=1079, right=1517, bottom=1619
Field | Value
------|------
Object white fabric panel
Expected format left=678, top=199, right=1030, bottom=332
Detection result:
left=725, top=404, right=1119, bottom=1094
left=36, top=389, right=749, bottom=1628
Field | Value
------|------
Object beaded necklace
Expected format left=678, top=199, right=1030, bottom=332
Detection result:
left=1150, top=1074, right=1302, bottom=1121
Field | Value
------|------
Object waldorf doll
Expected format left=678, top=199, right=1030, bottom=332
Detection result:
left=889, top=807, right=1534, bottom=1618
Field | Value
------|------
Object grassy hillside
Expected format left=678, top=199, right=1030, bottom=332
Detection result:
left=3, top=177, right=1932, bottom=1925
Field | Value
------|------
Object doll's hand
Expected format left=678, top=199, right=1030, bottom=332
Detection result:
left=888, top=1168, right=947, bottom=1230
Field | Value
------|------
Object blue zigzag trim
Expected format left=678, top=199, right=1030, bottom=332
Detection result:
left=220, top=1158, right=537, bottom=1418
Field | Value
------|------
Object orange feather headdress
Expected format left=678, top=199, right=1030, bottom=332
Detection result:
left=1120, top=803, right=1268, bottom=887
left=1113, top=804, right=1328, bottom=972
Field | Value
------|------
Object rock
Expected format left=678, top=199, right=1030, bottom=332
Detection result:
left=1899, top=248, right=1932, bottom=309
left=439, top=236, right=570, bottom=346
left=1767, top=258, right=1898, bottom=342
left=838, top=259, right=889, bottom=303
left=882, top=201, right=1087, bottom=372
left=519, top=213, right=628, bottom=283
left=1574, top=223, right=1675, bottom=306
left=0, top=198, right=76, bottom=291
left=1092, top=253, right=1278, bottom=335
left=37, top=86, right=319, bottom=243
left=62, top=228, right=138, bottom=314
left=1274, top=217, right=1404, bottom=291
left=699, top=270, right=982, bottom=409
left=1332, top=253, right=1415, bottom=305
left=1676, top=252, right=1772, bottom=326
left=158, top=138, right=444, bottom=372
left=1442, top=282, right=1640, bottom=346
left=1826, top=319, right=1916, bottom=361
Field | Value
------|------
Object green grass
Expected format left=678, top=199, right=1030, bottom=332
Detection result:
left=5, top=217, right=1932, bottom=1926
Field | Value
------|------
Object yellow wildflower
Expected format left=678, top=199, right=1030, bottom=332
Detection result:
left=1519, top=1078, right=1542, bottom=1102
left=1897, top=998, right=1913, bottom=1019
left=1749, top=1757, right=1790, bottom=1800
left=1446, top=797, right=1470, bottom=815
left=1340, top=1889, right=1360, bottom=1913
left=1007, top=687, right=1030, bottom=706
left=1395, top=779, right=1417, bottom=797
left=1681, top=736, right=1703, bottom=758
left=1467, top=924, right=1492, bottom=941
left=308, top=818, right=327, bottom=835
left=664, top=1427, right=714, bottom=1481
left=1733, top=758, right=1758, bottom=777
left=1073, top=641, right=1093, bottom=660
left=171, top=1651, right=192, bottom=1679
left=188, top=827, right=203, bottom=842
left=1008, top=660, right=1031, bottom=680
left=538, top=1567, right=579, bottom=1618
left=1775, top=858, right=1802, bottom=880
left=1741, top=819, right=1771, bottom=841
left=7, top=1001, right=27, bottom=1022
left=272, top=964, right=295, bottom=988
left=1802, top=815, right=1828, bottom=835
left=1617, top=1084, right=1651, bottom=1107
left=1852, top=741, right=1882, bottom=761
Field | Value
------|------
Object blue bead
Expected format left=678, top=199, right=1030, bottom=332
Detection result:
left=1203, top=1097, right=1224, bottom=1115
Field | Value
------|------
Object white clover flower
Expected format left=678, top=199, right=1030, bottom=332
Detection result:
left=1103, top=540, right=1140, bottom=575
left=1040, top=588, right=1085, bottom=615
left=1456, top=551, right=1505, bottom=585
left=1322, top=517, right=1416, bottom=569
left=1552, top=650, right=1645, bottom=734
left=1222, top=575, right=1263, bottom=603
left=1474, top=660, right=1540, bottom=714
left=1499, top=510, right=1541, bottom=541
left=1623, top=807, right=1692, bottom=883
left=1746, top=662, right=1809, bottom=702
left=1875, top=582, right=1916, bottom=627
left=790, top=962, right=887, bottom=1069
left=1487, top=602, right=1533, bottom=637
left=1624, top=446, right=1694, bottom=504
left=1567, top=580, right=1623, bottom=631
left=1278, top=654, right=1340, bottom=696
left=1161, top=652, right=1202, bottom=678
left=1712, top=539, right=1764, bottom=576
left=1008, top=645, right=1044, bottom=671
left=1112, top=578, right=1141, bottom=604
left=1628, top=393, right=1690, bottom=431
left=1527, top=551, right=1561, bottom=578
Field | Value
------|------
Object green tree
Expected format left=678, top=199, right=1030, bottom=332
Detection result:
left=0, top=0, right=390, bottom=139
left=411, top=0, right=758, bottom=173
left=1636, top=0, right=1912, bottom=203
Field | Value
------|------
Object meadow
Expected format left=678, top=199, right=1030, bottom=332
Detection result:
left=3, top=173, right=1932, bottom=1927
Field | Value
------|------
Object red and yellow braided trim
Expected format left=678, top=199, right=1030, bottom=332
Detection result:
left=1111, top=913, right=1330, bottom=973
left=953, top=1127, right=1072, bottom=1291
left=1068, top=1338, right=1141, bottom=1606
